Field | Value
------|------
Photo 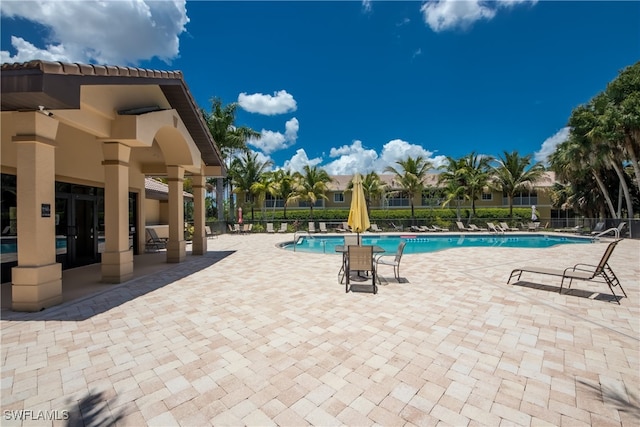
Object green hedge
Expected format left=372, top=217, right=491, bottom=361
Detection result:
left=217, top=207, right=533, bottom=225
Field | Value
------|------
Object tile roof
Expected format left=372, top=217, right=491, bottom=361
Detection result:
left=1, top=59, right=225, bottom=170
left=145, top=177, right=193, bottom=200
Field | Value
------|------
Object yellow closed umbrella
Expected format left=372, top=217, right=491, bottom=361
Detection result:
left=347, top=173, right=370, bottom=244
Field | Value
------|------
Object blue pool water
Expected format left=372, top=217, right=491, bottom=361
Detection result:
left=282, top=234, right=593, bottom=254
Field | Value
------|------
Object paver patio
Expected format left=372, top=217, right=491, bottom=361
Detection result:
left=1, top=233, right=639, bottom=426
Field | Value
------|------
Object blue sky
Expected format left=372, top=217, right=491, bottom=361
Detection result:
left=2, top=1, right=638, bottom=175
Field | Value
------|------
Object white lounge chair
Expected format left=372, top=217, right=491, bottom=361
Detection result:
left=319, top=222, right=328, bottom=233
left=456, top=221, right=475, bottom=232
left=308, top=221, right=317, bottom=233
left=277, top=223, right=288, bottom=233
left=266, top=222, right=275, bottom=233
left=468, top=224, right=487, bottom=232
left=487, top=222, right=504, bottom=233
left=370, top=223, right=382, bottom=232
left=499, top=222, right=518, bottom=232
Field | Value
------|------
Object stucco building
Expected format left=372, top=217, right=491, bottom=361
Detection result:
left=1, top=60, right=225, bottom=311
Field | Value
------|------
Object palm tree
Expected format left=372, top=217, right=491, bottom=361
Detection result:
left=492, top=150, right=546, bottom=219
left=270, top=169, right=297, bottom=219
left=384, top=156, right=432, bottom=224
left=459, top=152, right=493, bottom=216
left=202, top=98, right=259, bottom=222
left=605, top=61, right=640, bottom=192
left=290, top=165, right=332, bottom=219
left=346, top=171, right=385, bottom=214
left=438, top=156, right=468, bottom=220
left=230, top=152, right=273, bottom=221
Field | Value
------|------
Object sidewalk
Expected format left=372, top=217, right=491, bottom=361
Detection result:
left=1, top=234, right=638, bottom=426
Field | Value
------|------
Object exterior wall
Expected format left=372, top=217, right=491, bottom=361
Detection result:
left=145, top=199, right=161, bottom=224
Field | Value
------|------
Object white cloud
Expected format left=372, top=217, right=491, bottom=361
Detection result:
left=282, top=149, right=322, bottom=173
left=237, top=90, right=297, bottom=115
left=535, top=127, right=570, bottom=165
left=248, top=117, right=299, bottom=154
left=324, top=140, right=379, bottom=175
left=420, top=0, right=537, bottom=33
left=0, top=0, right=188, bottom=65
left=375, top=139, right=447, bottom=172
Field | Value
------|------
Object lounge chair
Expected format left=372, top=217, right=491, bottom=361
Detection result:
left=277, top=223, right=288, bottom=233
left=507, top=240, right=627, bottom=304
left=375, top=241, right=406, bottom=283
left=410, top=225, right=427, bottom=232
left=319, top=222, right=328, bottom=233
left=336, top=222, right=351, bottom=232
left=499, top=222, right=518, bottom=232
left=345, top=245, right=377, bottom=294
left=145, top=228, right=168, bottom=251
left=487, top=222, right=504, bottom=233
left=527, top=222, right=540, bottom=232
left=430, top=225, right=448, bottom=232
left=388, top=222, right=403, bottom=232
left=587, top=221, right=605, bottom=236
left=456, top=221, right=475, bottom=232
left=370, top=223, right=382, bottom=232
left=308, top=221, right=317, bottom=233
left=205, top=225, right=217, bottom=239
left=468, top=224, right=487, bottom=232
left=593, top=222, right=626, bottom=239
left=266, top=223, right=275, bottom=233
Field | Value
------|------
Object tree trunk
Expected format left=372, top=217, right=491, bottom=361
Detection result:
left=592, top=170, right=618, bottom=219
left=216, top=178, right=224, bottom=222
left=229, top=182, right=235, bottom=223
left=624, top=133, right=640, bottom=191
left=610, top=158, right=634, bottom=225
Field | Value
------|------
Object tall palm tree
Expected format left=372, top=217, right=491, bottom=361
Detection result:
left=384, top=156, right=432, bottom=224
left=605, top=61, right=640, bottom=192
left=270, top=169, right=297, bottom=219
left=438, top=156, right=468, bottom=220
left=459, top=152, right=493, bottom=216
left=290, top=165, right=332, bottom=219
left=202, top=98, right=259, bottom=222
left=492, top=150, right=546, bottom=219
left=346, top=171, right=385, bottom=214
left=230, top=152, right=273, bottom=221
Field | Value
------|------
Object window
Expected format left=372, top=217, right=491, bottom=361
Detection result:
left=386, top=194, right=410, bottom=207
left=481, top=192, right=493, bottom=201
left=264, top=194, right=285, bottom=208
left=298, top=199, right=324, bottom=208
left=334, top=192, right=344, bottom=203
left=507, top=190, right=538, bottom=206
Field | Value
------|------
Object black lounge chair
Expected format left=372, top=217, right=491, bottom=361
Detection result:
left=507, top=240, right=627, bottom=304
left=145, top=228, right=168, bottom=251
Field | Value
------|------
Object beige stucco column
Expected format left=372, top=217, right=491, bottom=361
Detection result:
left=167, top=165, right=186, bottom=263
left=11, top=113, right=62, bottom=311
left=191, top=173, right=207, bottom=255
left=101, top=142, right=133, bottom=283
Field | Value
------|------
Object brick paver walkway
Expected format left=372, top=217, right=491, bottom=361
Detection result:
left=1, top=234, right=638, bottom=426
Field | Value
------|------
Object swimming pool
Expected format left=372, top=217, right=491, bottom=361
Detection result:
left=281, top=234, right=593, bottom=254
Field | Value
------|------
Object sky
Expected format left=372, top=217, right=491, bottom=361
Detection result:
left=1, top=0, right=638, bottom=176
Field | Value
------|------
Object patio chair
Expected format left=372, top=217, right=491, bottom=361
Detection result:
left=527, top=222, right=540, bottom=232
left=266, top=222, right=275, bottom=233
left=346, top=245, right=377, bottom=294
left=499, top=222, right=518, bottom=232
left=487, top=222, right=504, bottom=233
left=145, top=228, right=168, bottom=251
left=468, top=224, right=487, bottom=232
left=375, top=241, right=406, bottom=283
left=335, top=222, right=351, bottom=232
left=370, top=223, right=382, bottom=232
left=507, top=240, right=627, bottom=304
left=456, top=221, right=475, bottom=232
left=588, top=222, right=605, bottom=235
left=205, top=225, right=218, bottom=239
left=277, top=223, right=288, bottom=233
left=319, top=222, right=328, bottom=233
left=338, top=234, right=361, bottom=284
left=430, top=225, right=448, bottom=232
left=388, top=222, right=403, bottom=232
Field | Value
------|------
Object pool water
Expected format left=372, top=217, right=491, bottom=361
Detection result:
left=282, top=234, right=593, bottom=254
